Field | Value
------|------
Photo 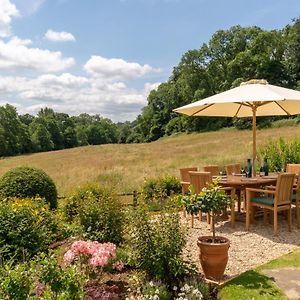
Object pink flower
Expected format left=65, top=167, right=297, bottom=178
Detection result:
left=112, top=261, right=124, bottom=271
left=62, top=240, right=117, bottom=269
left=63, top=249, right=76, bottom=265
left=35, top=282, right=45, bottom=299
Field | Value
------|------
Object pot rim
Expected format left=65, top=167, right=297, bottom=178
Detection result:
left=197, top=235, right=230, bottom=246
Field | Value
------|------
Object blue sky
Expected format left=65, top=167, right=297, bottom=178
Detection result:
left=0, top=0, right=299, bottom=121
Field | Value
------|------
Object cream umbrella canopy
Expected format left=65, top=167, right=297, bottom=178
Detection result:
left=173, top=79, right=300, bottom=175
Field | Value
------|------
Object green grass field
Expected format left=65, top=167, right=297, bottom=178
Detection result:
left=0, top=125, right=299, bottom=196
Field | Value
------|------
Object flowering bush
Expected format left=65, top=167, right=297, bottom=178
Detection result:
left=0, top=254, right=86, bottom=299
left=126, top=277, right=208, bottom=300
left=0, top=197, right=62, bottom=262
left=64, top=240, right=116, bottom=267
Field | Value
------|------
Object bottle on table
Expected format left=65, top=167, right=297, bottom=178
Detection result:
left=263, top=158, right=269, bottom=176
left=246, top=158, right=252, bottom=178
left=259, top=165, right=264, bottom=177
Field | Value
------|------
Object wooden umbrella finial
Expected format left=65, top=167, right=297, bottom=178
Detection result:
left=240, top=79, right=268, bottom=86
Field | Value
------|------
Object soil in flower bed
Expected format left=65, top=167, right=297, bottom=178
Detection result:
left=84, top=269, right=133, bottom=299
left=84, top=280, right=128, bottom=300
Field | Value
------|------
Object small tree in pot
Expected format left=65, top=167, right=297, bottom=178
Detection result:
left=181, top=180, right=232, bottom=281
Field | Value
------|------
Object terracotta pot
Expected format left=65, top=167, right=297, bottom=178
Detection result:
left=197, top=236, right=230, bottom=281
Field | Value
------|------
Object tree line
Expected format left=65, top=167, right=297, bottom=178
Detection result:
left=0, top=105, right=126, bottom=157
left=1, top=19, right=300, bottom=157
left=130, top=18, right=300, bottom=142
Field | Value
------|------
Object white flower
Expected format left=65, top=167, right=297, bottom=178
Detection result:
left=173, top=286, right=178, bottom=291
left=149, top=281, right=154, bottom=287
left=184, top=283, right=190, bottom=292
left=153, top=295, right=159, bottom=300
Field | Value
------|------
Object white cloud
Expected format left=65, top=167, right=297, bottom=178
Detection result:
left=0, top=72, right=155, bottom=121
left=45, top=29, right=76, bottom=42
left=84, top=55, right=160, bottom=81
left=0, top=37, right=75, bottom=72
left=0, top=0, right=19, bottom=37
left=8, top=36, right=32, bottom=46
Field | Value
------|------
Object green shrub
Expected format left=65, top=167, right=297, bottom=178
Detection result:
left=129, top=205, right=194, bottom=287
left=64, top=184, right=125, bottom=245
left=0, top=166, right=58, bottom=209
left=0, top=262, right=34, bottom=299
left=0, top=254, right=86, bottom=299
left=0, top=198, right=62, bottom=262
left=141, top=175, right=181, bottom=210
left=258, top=137, right=300, bottom=171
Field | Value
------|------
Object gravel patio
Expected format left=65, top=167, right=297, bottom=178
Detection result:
left=182, top=212, right=300, bottom=280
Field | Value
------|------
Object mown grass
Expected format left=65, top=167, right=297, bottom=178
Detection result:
left=218, top=270, right=285, bottom=300
left=218, top=249, right=300, bottom=300
left=0, top=125, right=300, bottom=196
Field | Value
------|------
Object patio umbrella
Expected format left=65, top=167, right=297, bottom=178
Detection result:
left=173, top=79, right=300, bottom=175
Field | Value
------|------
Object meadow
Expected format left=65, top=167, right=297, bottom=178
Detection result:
left=0, top=125, right=299, bottom=196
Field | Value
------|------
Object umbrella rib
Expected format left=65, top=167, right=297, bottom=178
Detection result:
left=191, top=103, right=215, bottom=116
left=234, top=103, right=243, bottom=117
left=274, top=101, right=291, bottom=115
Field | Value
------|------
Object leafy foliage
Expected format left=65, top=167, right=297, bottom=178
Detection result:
left=129, top=205, right=194, bottom=287
left=179, top=181, right=231, bottom=240
left=0, top=254, right=86, bottom=299
left=64, top=184, right=125, bottom=245
left=140, top=175, right=181, bottom=210
left=0, top=166, right=58, bottom=209
left=258, top=137, right=300, bottom=171
left=0, top=198, right=62, bottom=262
left=132, top=19, right=300, bottom=142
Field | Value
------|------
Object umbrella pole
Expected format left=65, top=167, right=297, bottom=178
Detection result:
left=252, top=106, right=257, bottom=177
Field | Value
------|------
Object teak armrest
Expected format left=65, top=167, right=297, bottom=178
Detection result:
left=180, top=181, right=190, bottom=185
left=246, top=187, right=275, bottom=194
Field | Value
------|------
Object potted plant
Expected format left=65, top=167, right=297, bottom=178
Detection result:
left=180, top=180, right=231, bottom=281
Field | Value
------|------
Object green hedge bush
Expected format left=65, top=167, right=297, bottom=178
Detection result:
left=129, top=205, right=194, bottom=287
left=259, top=137, right=300, bottom=171
left=0, top=166, right=58, bottom=209
left=64, top=184, right=125, bottom=245
left=0, top=198, right=62, bottom=262
left=141, top=175, right=181, bottom=210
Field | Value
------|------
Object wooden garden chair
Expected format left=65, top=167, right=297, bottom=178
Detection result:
left=225, top=163, right=241, bottom=175
left=179, top=167, right=197, bottom=217
left=188, top=171, right=212, bottom=227
left=188, top=171, right=235, bottom=228
left=286, top=164, right=300, bottom=227
left=291, top=172, right=300, bottom=228
left=286, top=163, right=300, bottom=175
left=246, top=173, right=295, bottom=235
left=225, top=163, right=243, bottom=211
left=179, top=167, right=197, bottom=195
left=203, top=165, right=220, bottom=176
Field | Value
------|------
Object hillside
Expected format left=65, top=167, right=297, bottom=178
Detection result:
left=0, top=125, right=299, bottom=196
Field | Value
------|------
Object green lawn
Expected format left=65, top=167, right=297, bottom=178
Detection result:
left=218, top=249, right=300, bottom=300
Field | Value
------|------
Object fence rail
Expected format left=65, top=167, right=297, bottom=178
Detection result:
left=58, top=190, right=142, bottom=207
left=117, top=190, right=141, bottom=207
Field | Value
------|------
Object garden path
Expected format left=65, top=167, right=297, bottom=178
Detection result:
left=263, top=267, right=300, bottom=300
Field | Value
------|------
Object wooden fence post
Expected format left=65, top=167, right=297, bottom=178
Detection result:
left=133, top=190, right=138, bottom=207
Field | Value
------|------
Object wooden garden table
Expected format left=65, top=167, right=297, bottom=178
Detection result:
left=215, top=174, right=278, bottom=226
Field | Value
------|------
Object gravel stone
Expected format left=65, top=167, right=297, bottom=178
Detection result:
left=182, top=213, right=300, bottom=279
